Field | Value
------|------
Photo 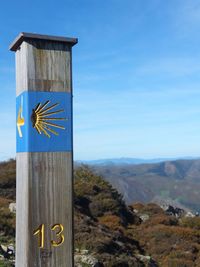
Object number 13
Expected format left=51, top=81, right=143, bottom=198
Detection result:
left=33, top=224, right=64, bottom=248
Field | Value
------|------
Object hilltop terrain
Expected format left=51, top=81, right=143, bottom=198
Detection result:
left=91, top=159, right=200, bottom=212
left=1, top=159, right=200, bottom=266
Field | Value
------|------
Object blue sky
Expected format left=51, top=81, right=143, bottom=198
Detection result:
left=1, top=0, right=200, bottom=160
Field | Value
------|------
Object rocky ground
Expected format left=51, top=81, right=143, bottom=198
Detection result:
left=1, top=160, right=200, bottom=266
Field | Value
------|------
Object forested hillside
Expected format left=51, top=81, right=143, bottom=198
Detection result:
left=92, top=159, right=200, bottom=212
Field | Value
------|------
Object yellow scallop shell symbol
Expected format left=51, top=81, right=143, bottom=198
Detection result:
left=31, top=100, right=67, bottom=138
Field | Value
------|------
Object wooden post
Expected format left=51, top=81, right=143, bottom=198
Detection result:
left=10, top=32, right=77, bottom=267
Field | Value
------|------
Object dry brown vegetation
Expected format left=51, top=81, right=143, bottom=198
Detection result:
left=0, top=159, right=15, bottom=200
left=129, top=204, right=200, bottom=267
left=1, top=160, right=200, bottom=266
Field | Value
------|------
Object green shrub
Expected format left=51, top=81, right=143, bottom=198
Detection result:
left=0, top=261, right=14, bottom=267
left=180, top=217, right=200, bottom=230
left=167, top=258, right=194, bottom=267
left=0, top=208, right=15, bottom=237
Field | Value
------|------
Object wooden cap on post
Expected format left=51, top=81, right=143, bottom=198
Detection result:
left=9, top=32, right=78, bottom=51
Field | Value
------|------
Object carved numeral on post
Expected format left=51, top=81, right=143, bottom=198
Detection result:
left=33, top=224, right=45, bottom=248
left=33, top=224, right=64, bottom=248
left=51, top=224, right=64, bottom=247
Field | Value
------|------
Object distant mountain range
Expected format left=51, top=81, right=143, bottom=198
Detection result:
left=89, top=158, right=200, bottom=213
left=76, top=157, right=199, bottom=166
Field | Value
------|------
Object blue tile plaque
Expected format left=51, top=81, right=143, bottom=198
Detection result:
left=16, top=91, right=72, bottom=152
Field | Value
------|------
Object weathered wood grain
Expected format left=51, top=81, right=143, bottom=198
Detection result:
left=12, top=34, right=76, bottom=267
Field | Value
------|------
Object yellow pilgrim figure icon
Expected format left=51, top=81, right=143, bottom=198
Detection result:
left=17, top=97, right=25, bottom=138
